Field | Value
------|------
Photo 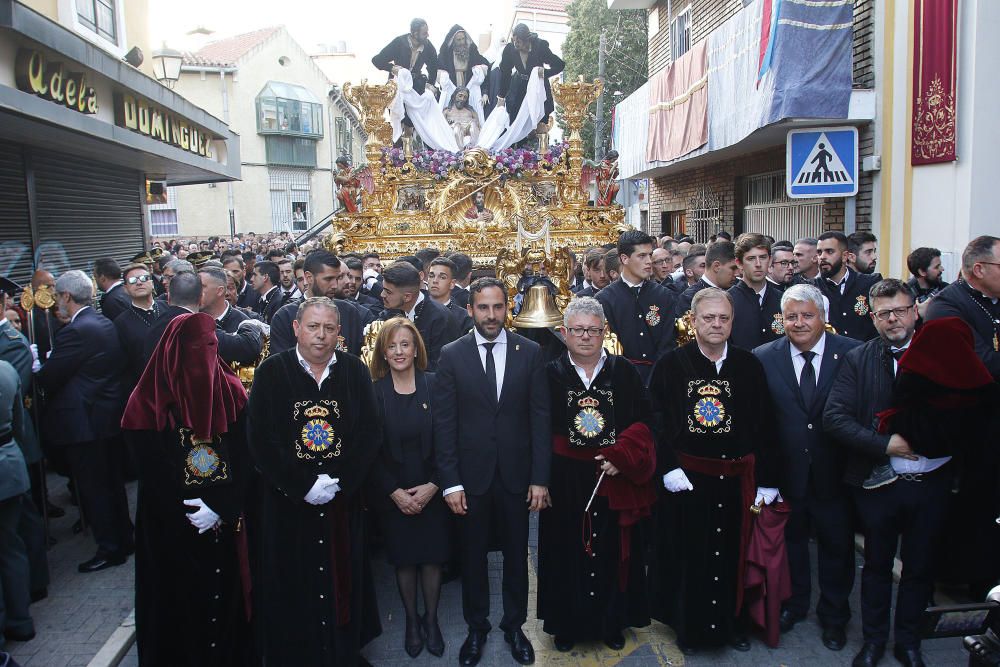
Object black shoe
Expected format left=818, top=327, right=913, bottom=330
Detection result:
left=5, top=628, right=36, bottom=642
left=77, top=553, right=127, bottom=573
left=504, top=628, right=535, bottom=665
left=459, top=630, right=487, bottom=666
left=729, top=634, right=751, bottom=652
left=422, top=615, right=444, bottom=657
left=554, top=635, right=574, bottom=652
left=852, top=642, right=886, bottom=667
left=822, top=625, right=847, bottom=651
left=604, top=631, right=626, bottom=650
left=46, top=502, right=65, bottom=518
left=404, top=617, right=423, bottom=658
left=779, top=608, right=806, bottom=633
left=30, top=587, right=48, bottom=603
left=892, top=645, right=925, bottom=667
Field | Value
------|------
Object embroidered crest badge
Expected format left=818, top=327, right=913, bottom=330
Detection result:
left=692, top=384, right=726, bottom=428
left=336, top=335, right=347, bottom=352
left=566, top=390, right=615, bottom=448
left=293, top=401, right=343, bottom=459
left=302, top=419, right=335, bottom=452
left=854, top=295, right=869, bottom=316
left=771, top=313, right=785, bottom=335
left=187, top=445, right=220, bottom=478
left=179, top=428, right=229, bottom=486
left=574, top=397, right=606, bottom=439
left=645, top=305, right=662, bottom=327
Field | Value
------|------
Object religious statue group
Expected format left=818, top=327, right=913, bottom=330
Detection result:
left=372, top=18, right=565, bottom=152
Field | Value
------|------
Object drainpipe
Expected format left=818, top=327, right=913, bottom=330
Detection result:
left=220, top=69, right=236, bottom=237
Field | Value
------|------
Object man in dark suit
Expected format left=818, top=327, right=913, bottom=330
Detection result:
left=113, top=263, right=166, bottom=391
left=223, top=255, right=257, bottom=309
left=380, top=262, right=458, bottom=371
left=372, top=18, right=439, bottom=96
left=814, top=232, right=880, bottom=341
left=144, top=271, right=262, bottom=366
left=729, top=234, right=784, bottom=351
left=93, top=257, right=131, bottom=322
left=825, top=279, right=948, bottom=667
left=198, top=267, right=264, bottom=363
left=754, top=284, right=860, bottom=651
left=435, top=278, right=551, bottom=666
left=427, top=257, right=473, bottom=335
left=575, top=249, right=610, bottom=297
left=449, top=252, right=473, bottom=309
left=251, top=260, right=283, bottom=324
left=674, top=241, right=739, bottom=319
left=34, top=270, right=131, bottom=573
left=343, top=257, right=383, bottom=315
left=596, top=230, right=678, bottom=385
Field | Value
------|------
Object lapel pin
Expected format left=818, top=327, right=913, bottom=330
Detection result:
left=515, top=344, right=520, bottom=351
left=833, top=353, right=839, bottom=360
left=422, top=403, right=428, bottom=410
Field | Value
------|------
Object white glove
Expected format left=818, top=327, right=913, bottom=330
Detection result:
left=363, top=269, right=378, bottom=289
left=29, top=343, right=40, bottom=372
left=755, top=487, right=781, bottom=506
left=663, top=468, right=694, bottom=493
left=183, top=498, right=221, bottom=534
left=238, top=319, right=270, bottom=337
left=304, top=474, right=341, bottom=505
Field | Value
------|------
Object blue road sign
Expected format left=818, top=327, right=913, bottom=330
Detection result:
left=786, top=127, right=858, bottom=198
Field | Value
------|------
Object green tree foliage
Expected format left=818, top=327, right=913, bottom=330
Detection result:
left=559, top=0, right=648, bottom=159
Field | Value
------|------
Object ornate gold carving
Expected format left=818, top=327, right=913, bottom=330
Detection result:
left=913, top=75, right=956, bottom=162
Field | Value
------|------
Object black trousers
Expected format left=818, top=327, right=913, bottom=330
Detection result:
left=62, top=439, right=133, bottom=557
left=460, top=476, right=529, bottom=634
left=853, top=466, right=950, bottom=649
left=0, top=494, right=32, bottom=641
left=783, top=488, right=855, bottom=627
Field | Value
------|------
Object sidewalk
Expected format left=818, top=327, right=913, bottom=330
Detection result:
left=12, top=475, right=973, bottom=666
left=6, top=475, right=136, bottom=667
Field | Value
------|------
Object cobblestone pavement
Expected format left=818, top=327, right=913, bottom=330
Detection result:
left=13, top=475, right=970, bottom=666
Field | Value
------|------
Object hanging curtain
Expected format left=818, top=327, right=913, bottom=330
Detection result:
left=911, top=0, right=958, bottom=165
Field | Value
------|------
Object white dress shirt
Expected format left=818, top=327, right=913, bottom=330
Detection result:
left=405, top=291, right=425, bottom=322
left=444, top=328, right=509, bottom=497
left=698, top=343, right=728, bottom=373
left=790, top=333, right=826, bottom=384
left=295, top=346, right=337, bottom=387
left=568, top=349, right=607, bottom=390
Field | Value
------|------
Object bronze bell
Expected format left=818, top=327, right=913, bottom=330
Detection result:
left=513, top=283, right=564, bottom=329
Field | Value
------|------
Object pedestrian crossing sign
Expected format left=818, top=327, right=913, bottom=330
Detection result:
left=786, top=127, right=858, bottom=199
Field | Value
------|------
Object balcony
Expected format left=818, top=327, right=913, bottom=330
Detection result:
left=256, top=81, right=323, bottom=139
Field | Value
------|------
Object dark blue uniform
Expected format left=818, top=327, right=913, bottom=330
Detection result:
left=595, top=278, right=677, bottom=384
left=814, top=270, right=880, bottom=341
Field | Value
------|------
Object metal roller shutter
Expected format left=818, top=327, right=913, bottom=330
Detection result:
left=0, top=141, right=34, bottom=286
left=31, top=148, right=144, bottom=276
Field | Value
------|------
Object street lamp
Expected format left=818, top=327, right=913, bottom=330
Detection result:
left=151, top=46, right=184, bottom=89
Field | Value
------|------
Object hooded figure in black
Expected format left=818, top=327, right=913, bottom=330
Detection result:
left=498, top=23, right=564, bottom=124
left=438, top=25, right=490, bottom=97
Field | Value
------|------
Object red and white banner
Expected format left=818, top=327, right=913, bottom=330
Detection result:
left=911, top=0, right=958, bottom=165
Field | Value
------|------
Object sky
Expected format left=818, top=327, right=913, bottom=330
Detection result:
left=148, top=0, right=515, bottom=59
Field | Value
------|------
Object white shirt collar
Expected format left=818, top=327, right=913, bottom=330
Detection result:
left=215, top=303, right=231, bottom=323
left=473, top=327, right=507, bottom=348
left=295, top=345, right=338, bottom=386
left=568, top=349, right=607, bottom=390
left=792, top=332, right=826, bottom=360
left=698, top=342, right=728, bottom=373
left=107, top=280, right=123, bottom=291
left=70, top=305, right=91, bottom=323
left=702, top=274, right=721, bottom=289
left=621, top=275, right=643, bottom=289
left=405, top=291, right=425, bottom=321
left=262, top=285, right=279, bottom=299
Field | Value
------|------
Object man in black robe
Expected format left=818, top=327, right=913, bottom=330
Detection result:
left=538, top=297, right=654, bottom=652
left=648, top=287, right=780, bottom=654
left=247, top=297, right=382, bottom=666
left=373, top=18, right=439, bottom=96
left=596, top=230, right=677, bottom=385
left=269, top=251, right=368, bottom=357
left=497, top=23, right=564, bottom=125
left=113, top=263, right=165, bottom=391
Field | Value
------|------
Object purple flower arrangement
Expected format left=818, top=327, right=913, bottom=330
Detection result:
left=381, top=143, right=567, bottom=180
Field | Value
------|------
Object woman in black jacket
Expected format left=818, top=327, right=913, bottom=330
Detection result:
left=371, top=317, right=449, bottom=658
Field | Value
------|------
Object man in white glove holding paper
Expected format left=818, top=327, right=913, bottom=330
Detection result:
left=648, top=287, right=780, bottom=655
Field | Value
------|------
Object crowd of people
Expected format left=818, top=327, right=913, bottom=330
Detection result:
left=0, top=227, right=998, bottom=667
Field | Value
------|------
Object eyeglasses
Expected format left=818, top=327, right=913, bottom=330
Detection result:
left=772, top=260, right=793, bottom=268
left=873, top=306, right=913, bottom=321
left=126, top=274, right=152, bottom=285
left=652, top=259, right=669, bottom=266
left=565, top=326, right=604, bottom=338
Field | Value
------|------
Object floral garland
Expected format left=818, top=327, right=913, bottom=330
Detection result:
left=381, top=142, right=568, bottom=180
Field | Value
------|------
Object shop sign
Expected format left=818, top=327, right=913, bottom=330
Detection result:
left=114, top=93, right=213, bottom=158
left=14, top=49, right=99, bottom=114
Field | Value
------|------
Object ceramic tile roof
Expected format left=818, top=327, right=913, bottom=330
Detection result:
left=516, top=0, right=572, bottom=13
left=182, top=26, right=282, bottom=67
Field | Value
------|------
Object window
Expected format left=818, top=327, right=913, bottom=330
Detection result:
left=256, top=82, right=324, bottom=139
left=670, top=6, right=691, bottom=62
left=265, top=136, right=317, bottom=168
left=149, top=209, right=178, bottom=236
left=335, top=116, right=353, bottom=162
left=77, top=0, right=116, bottom=42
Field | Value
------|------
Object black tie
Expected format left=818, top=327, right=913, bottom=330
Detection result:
left=799, top=350, right=816, bottom=407
left=891, top=348, right=905, bottom=362
left=483, top=342, right=498, bottom=404
left=631, top=285, right=641, bottom=301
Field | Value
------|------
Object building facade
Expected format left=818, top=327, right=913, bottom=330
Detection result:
left=161, top=26, right=365, bottom=238
left=611, top=0, right=999, bottom=280
left=0, top=0, right=239, bottom=283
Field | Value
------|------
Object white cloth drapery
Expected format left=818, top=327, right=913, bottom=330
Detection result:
left=390, top=68, right=460, bottom=152
left=475, top=67, right=547, bottom=151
